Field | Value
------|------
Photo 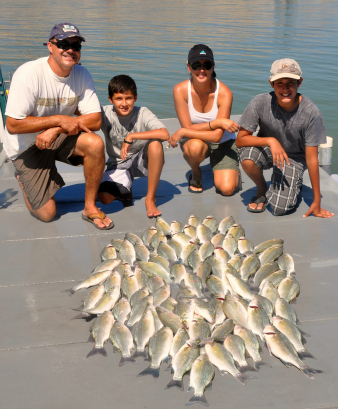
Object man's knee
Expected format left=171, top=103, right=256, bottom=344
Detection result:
left=241, top=159, right=258, bottom=173
left=147, top=140, right=163, bottom=154
left=35, top=201, right=57, bottom=222
left=79, top=133, right=105, bottom=156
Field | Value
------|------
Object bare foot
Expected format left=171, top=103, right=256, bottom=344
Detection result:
left=145, top=197, right=161, bottom=218
left=189, top=169, right=203, bottom=192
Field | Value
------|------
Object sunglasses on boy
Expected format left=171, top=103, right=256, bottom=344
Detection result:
left=190, top=61, right=214, bottom=71
left=49, top=40, right=82, bottom=52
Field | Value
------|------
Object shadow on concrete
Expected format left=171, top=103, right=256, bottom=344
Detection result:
left=0, top=188, right=18, bottom=209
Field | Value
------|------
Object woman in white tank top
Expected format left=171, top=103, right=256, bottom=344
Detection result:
left=169, top=44, right=240, bottom=195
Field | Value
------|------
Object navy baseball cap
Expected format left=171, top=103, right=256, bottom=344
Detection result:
left=43, top=23, right=85, bottom=45
left=188, top=44, right=214, bottom=64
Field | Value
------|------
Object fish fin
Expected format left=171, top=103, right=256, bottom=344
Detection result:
left=163, top=355, right=169, bottom=364
left=298, top=350, right=316, bottom=360
left=164, top=363, right=172, bottom=372
left=235, top=373, right=256, bottom=385
left=71, top=312, right=91, bottom=320
left=87, top=334, right=95, bottom=342
left=205, top=381, right=213, bottom=391
left=112, top=345, right=120, bottom=353
left=254, top=360, right=272, bottom=370
left=86, top=347, right=107, bottom=358
left=119, top=356, right=136, bottom=367
left=187, top=385, right=194, bottom=392
left=301, top=367, right=323, bottom=379
left=166, top=379, right=184, bottom=390
left=299, top=328, right=310, bottom=338
left=219, top=370, right=228, bottom=376
left=239, top=363, right=258, bottom=373
left=133, top=350, right=148, bottom=358
left=186, top=395, right=209, bottom=406
left=296, top=318, right=301, bottom=325
left=290, top=298, right=297, bottom=304
left=61, top=288, right=76, bottom=295
left=137, top=366, right=160, bottom=378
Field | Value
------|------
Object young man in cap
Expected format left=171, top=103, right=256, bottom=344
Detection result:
left=4, top=23, right=114, bottom=229
left=236, top=58, right=334, bottom=218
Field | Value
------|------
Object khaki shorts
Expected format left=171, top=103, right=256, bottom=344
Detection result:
left=180, top=137, right=239, bottom=171
left=13, top=133, right=83, bottom=211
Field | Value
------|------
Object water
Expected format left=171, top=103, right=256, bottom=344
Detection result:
left=1, top=0, right=338, bottom=170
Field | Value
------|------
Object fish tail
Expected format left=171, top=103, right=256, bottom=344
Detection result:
left=239, top=363, right=258, bottom=373
left=235, top=373, right=256, bottom=385
left=61, top=288, right=75, bottom=295
left=71, top=312, right=91, bottom=320
left=298, top=350, right=316, bottom=360
left=86, top=347, right=107, bottom=358
left=186, top=394, right=209, bottom=406
left=254, top=360, right=272, bottom=370
left=301, top=367, right=323, bottom=379
left=119, top=356, right=136, bottom=367
left=133, top=350, right=148, bottom=358
left=137, top=366, right=160, bottom=378
left=166, top=379, right=184, bottom=390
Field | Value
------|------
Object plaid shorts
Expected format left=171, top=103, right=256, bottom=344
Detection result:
left=238, top=146, right=305, bottom=216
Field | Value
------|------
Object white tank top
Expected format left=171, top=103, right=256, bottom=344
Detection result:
left=187, top=79, right=235, bottom=144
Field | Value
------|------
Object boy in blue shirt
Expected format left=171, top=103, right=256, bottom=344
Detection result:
left=98, top=75, right=169, bottom=218
left=236, top=58, right=334, bottom=218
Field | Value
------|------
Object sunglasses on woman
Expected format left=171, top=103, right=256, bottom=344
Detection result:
left=49, top=41, right=82, bottom=52
left=190, top=61, right=214, bottom=71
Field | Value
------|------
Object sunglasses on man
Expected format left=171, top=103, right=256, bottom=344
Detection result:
left=49, top=40, right=82, bottom=52
left=190, top=61, right=214, bottom=71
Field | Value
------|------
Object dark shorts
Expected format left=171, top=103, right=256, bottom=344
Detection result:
left=239, top=146, right=305, bottom=215
left=98, top=139, right=164, bottom=198
left=13, top=133, right=82, bottom=211
left=179, top=137, right=239, bottom=172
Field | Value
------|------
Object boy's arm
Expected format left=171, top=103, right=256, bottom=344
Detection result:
left=303, top=145, right=334, bottom=218
left=121, top=128, right=169, bottom=161
left=236, top=127, right=290, bottom=169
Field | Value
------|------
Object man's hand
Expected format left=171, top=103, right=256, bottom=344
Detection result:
left=60, top=116, right=92, bottom=135
left=35, top=128, right=61, bottom=150
left=303, top=202, right=334, bottom=218
left=168, top=129, right=184, bottom=148
left=268, top=138, right=290, bottom=169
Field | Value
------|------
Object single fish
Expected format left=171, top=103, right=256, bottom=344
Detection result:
left=170, top=263, right=187, bottom=284
left=253, top=238, right=284, bottom=254
left=222, top=236, right=238, bottom=257
left=184, top=224, right=197, bottom=239
left=150, top=231, right=167, bottom=252
left=133, top=307, right=156, bottom=358
left=277, top=252, right=295, bottom=275
left=199, top=240, right=215, bottom=261
left=171, top=220, right=183, bottom=234
left=138, top=326, right=173, bottom=378
left=224, top=334, right=256, bottom=371
left=155, top=216, right=172, bottom=236
left=211, top=233, right=225, bottom=247
left=156, top=306, right=183, bottom=333
left=194, top=298, right=216, bottom=324
left=139, top=261, right=171, bottom=284
left=147, top=275, right=165, bottom=294
left=85, top=285, right=121, bottom=315
left=170, top=327, right=190, bottom=360
left=211, top=319, right=234, bottom=342
left=161, top=297, right=178, bottom=312
left=119, top=239, right=136, bottom=266
left=263, top=325, right=322, bottom=379
left=153, top=284, right=171, bottom=306
left=259, top=244, right=283, bottom=265
left=202, top=215, right=219, bottom=233
left=233, top=325, right=271, bottom=370
left=188, top=316, right=211, bottom=340
left=259, top=281, right=279, bottom=306
left=218, top=216, right=235, bottom=234
left=226, top=224, right=245, bottom=241
left=121, top=273, right=140, bottom=300
left=226, top=272, right=254, bottom=301
left=110, top=320, right=136, bottom=366
left=87, top=311, right=115, bottom=358
left=186, top=354, right=215, bottom=406
left=149, top=253, right=170, bottom=272
left=278, top=276, right=300, bottom=303
left=104, top=271, right=122, bottom=292
left=275, top=297, right=300, bottom=325
left=188, top=215, right=203, bottom=228
left=126, top=295, right=152, bottom=327
left=158, top=241, right=177, bottom=263
left=237, top=237, right=254, bottom=256
left=253, top=261, right=279, bottom=289
left=239, top=253, right=261, bottom=282
left=223, top=295, right=249, bottom=328
left=166, top=339, right=200, bottom=390
left=66, top=270, right=112, bottom=295
left=196, top=224, right=213, bottom=244
left=247, top=298, right=270, bottom=343
left=72, top=285, right=105, bottom=319
left=259, top=269, right=287, bottom=289
left=100, top=244, right=117, bottom=261
left=272, top=316, right=314, bottom=359
left=125, top=232, right=143, bottom=246
left=113, top=297, right=131, bottom=323
left=135, top=242, right=150, bottom=262
left=141, top=227, right=158, bottom=247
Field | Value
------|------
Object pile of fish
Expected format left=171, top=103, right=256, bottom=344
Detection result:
left=67, top=215, right=322, bottom=406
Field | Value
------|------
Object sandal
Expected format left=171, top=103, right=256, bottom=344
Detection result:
left=188, top=174, right=203, bottom=194
left=247, top=196, right=267, bottom=213
left=82, top=211, right=114, bottom=230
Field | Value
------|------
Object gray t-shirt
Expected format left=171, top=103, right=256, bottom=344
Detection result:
left=101, top=105, right=165, bottom=166
left=239, top=92, right=326, bottom=163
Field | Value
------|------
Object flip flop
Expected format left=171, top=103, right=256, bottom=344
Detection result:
left=247, top=196, right=267, bottom=213
left=82, top=211, right=114, bottom=230
left=188, top=174, right=203, bottom=193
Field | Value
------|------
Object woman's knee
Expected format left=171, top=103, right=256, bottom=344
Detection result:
left=184, top=139, right=207, bottom=158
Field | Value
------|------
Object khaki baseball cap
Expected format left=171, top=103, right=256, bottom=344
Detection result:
left=270, top=58, right=302, bottom=82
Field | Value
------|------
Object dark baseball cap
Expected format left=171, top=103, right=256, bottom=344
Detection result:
left=43, top=23, right=85, bottom=45
left=188, top=44, right=214, bottom=64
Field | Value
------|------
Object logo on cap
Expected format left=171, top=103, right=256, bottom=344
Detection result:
left=200, top=50, right=206, bottom=55
left=63, top=25, right=77, bottom=33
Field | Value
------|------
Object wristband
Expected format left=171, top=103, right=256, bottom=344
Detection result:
left=124, top=139, right=133, bottom=144
left=209, top=122, right=215, bottom=131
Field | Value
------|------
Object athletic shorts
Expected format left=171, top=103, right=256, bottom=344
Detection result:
left=13, top=133, right=82, bottom=211
left=238, top=146, right=305, bottom=216
left=179, top=137, right=239, bottom=172
left=98, top=139, right=164, bottom=198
